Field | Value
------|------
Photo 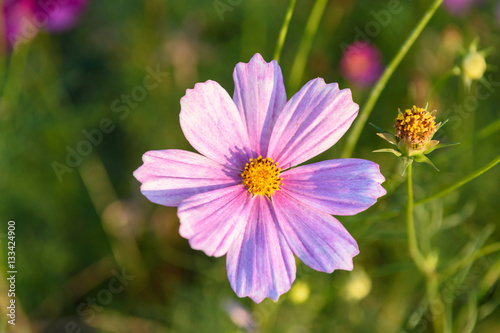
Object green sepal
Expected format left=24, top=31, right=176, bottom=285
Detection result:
left=435, top=119, right=449, bottom=132
left=424, top=142, right=460, bottom=155
left=373, top=148, right=402, bottom=156
left=369, top=122, right=392, bottom=134
left=376, top=132, right=398, bottom=145
left=414, top=154, right=439, bottom=171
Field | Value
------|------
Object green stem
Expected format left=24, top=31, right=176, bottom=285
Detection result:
left=425, top=271, right=447, bottom=333
left=416, top=153, right=500, bottom=206
left=406, top=163, right=426, bottom=272
left=408, top=163, right=448, bottom=333
left=273, top=0, right=297, bottom=63
left=342, top=0, right=444, bottom=158
left=443, top=242, right=500, bottom=279
left=288, top=0, right=329, bottom=91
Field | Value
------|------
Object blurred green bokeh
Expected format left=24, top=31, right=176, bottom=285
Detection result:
left=1, top=0, right=500, bottom=332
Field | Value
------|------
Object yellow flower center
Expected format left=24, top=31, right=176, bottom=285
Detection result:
left=241, top=156, right=282, bottom=197
left=394, top=106, right=436, bottom=146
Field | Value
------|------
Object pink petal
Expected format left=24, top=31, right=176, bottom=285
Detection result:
left=272, top=191, right=359, bottom=273
left=267, top=79, right=358, bottom=169
left=180, top=80, right=252, bottom=169
left=233, top=53, right=287, bottom=157
left=133, top=149, right=239, bottom=207
left=281, top=159, right=386, bottom=216
left=177, top=185, right=252, bottom=257
left=227, top=196, right=296, bottom=303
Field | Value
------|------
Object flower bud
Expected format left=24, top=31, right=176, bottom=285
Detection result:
left=462, top=51, right=486, bottom=80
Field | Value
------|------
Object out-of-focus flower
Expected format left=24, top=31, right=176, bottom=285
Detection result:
left=2, top=0, right=87, bottom=52
left=134, top=53, right=386, bottom=303
left=224, top=300, right=255, bottom=332
left=343, top=266, right=372, bottom=301
left=460, top=38, right=493, bottom=91
left=2, top=0, right=37, bottom=50
left=340, top=42, right=383, bottom=88
left=374, top=105, right=457, bottom=172
left=289, top=280, right=310, bottom=304
left=33, top=0, right=87, bottom=32
left=443, top=0, right=477, bottom=16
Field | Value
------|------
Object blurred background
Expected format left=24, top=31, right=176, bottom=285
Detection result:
left=1, top=0, right=499, bottom=332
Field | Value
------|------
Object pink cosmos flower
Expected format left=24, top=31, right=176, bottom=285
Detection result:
left=2, top=0, right=87, bottom=51
left=340, top=42, right=383, bottom=88
left=443, top=0, right=477, bottom=15
left=33, top=0, right=87, bottom=32
left=2, top=0, right=36, bottom=50
left=134, top=53, right=386, bottom=303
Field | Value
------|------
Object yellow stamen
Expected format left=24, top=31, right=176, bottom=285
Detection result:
left=241, top=156, right=282, bottom=197
left=394, top=106, right=436, bottom=147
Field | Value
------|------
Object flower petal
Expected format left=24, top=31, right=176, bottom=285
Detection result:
left=281, top=159, right=386, bottom=216
left=227, top=196, right=296, bottom=303
left=180, top=80, right=251, bottom=168
left=233, top=53, right=287, bottom=156
left=267, top=79, right=358, bottom=168
left=272, top=191, right=359, bottom=273
left=134, top=149, right=239, bottom=207
left=177, top=185, right=252, bottom=257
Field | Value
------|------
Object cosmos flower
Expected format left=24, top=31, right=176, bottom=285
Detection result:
left=375, top=105, right=457, bottom=172
left=134, top=53, right=386, bottom=303
left=340, top=42, right=383, bottom=88
left=2, top=0, right=36, bottom=50
left=33, top=0, right=87, bottom=32
left=2, top=0, right=87, bottom=51
left=442, top=0, right=478, bottom=15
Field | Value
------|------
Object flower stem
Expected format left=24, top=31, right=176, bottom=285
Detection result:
left=406, top=162, right=426, bottom=271
left=288, top=0, right=329, bottom=91
left=416, top=153, right=500, bottom=206
left=442, top=242, right=500, bottom=279
left=342, top=0, right=444, bottom=158
left=407, top=162, right=449, bottom=333
left=273, top=0, right=297, bottom=63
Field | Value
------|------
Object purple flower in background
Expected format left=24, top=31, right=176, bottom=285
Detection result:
left=134, top=53, right=386, bottom=302
left=2, top=0, right=87, bottom=51
left=443, top=0, right=477, bottom=15
left=33, top=0, right=87, bottom=32
left=2, top=0, right=36, bottom=50
left=340, top=42, right=383, bottom=88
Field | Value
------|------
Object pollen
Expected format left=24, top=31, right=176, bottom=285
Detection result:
left=394, top=106, right=437, bottom=146
left=241, top=156, right=282, bottom=197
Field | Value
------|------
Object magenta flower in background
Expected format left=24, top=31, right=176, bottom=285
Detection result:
left=2, top=0, right=36, bottom=50
left=443, top=0, right=477, bottom=15
left=2, top=0, right=87, bottom=51
left=340, top=42, right=383, bottom=88
left=134, top=53, right=386, bottom=302
left=33, top=0, right=87, bottom=32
